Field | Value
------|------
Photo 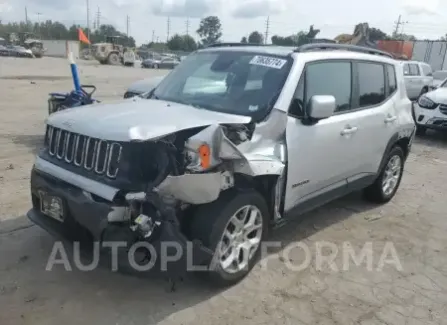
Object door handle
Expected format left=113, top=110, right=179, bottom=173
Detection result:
left=340, top=126, right=358, bottom=135
left=384, top=116, right=397, bottom=123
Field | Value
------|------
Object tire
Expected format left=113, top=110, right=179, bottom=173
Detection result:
left=107, top=53, right=120, bottom=65
left=190, top=189, right=269, bottom=286
left=415, top=125, right=427, bottom=136
left=363, top=146, right=405, bottom=203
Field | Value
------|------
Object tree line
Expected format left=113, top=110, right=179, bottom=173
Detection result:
left=0, top=20, right=136, bottom=47
left=0, top=16, right=422, bottom=53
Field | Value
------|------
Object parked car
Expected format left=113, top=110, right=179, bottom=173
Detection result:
left=412, top=77, right=447, bottom=135
left=401, top=60, right=433, bottom=100
left=27, top=43, right=415, bottom=286
left=141, top=57, right=180, bottom=69
left=0, top=45, right=9, bottom=56
left=430, top=70, right=447, bottom=89
left=0, top=45, right=34, bottom=57
left=124, top=75, right=165, bottom=98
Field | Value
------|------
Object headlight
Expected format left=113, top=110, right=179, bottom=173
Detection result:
left=418, top=96, right=437, bottom=109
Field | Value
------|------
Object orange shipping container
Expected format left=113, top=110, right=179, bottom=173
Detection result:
left=377, top=40, right=414, bottom=59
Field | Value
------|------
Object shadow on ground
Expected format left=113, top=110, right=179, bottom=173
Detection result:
left=0, top=191, right=379, bottom=324
left=2, top=134, right=44, bottom=156
left=413, top=129, right=447, bottom=149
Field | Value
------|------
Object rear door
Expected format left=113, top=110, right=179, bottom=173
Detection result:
left=409, top=63, right=423, bottom=98
left=420, top=63, right=434, bottom=88
left=346, top=61, right=398, bottom=189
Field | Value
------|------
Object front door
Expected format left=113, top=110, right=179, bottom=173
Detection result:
left=284, top=60, right=361, bottom=212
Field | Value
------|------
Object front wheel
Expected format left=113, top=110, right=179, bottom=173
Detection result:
left=190, top=189, right=269, bottom=286
left=107, top=53, right=121, bottom=65
left=363, top=146, right=405, bottom=203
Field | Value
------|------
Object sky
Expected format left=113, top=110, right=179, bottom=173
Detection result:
left=1, top=0, right=447, bottom=45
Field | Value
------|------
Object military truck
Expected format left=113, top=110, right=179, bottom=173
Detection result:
left=92, top=35, right=135, bottom=66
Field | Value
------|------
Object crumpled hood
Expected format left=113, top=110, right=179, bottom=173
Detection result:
left=126, top=75, right=164, bottom=94
left=46, top=98, right=251, bottom=142
left=425, top=87, right=447, bottom=104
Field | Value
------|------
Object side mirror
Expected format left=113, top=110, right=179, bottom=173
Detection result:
left=307, top=95, right=336, bottom=120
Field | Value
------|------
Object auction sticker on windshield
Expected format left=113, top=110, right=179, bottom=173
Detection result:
left=249, top=55, right=287, bottom=69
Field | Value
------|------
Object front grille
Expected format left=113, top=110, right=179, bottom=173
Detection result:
left=45, top=125, right=122, bottom=178
left=439, top=104, right=447, bottom=115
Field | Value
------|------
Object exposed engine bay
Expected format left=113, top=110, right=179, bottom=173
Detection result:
left=112, top=122, right=257, bottom=241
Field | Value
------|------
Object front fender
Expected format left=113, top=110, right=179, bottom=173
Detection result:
left=185, top=124, right=284, bottom=176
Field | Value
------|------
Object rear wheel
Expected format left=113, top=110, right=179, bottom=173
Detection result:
left=190, top=189, right=269, bottom=286
left=364, top=146, right=404, bottom=203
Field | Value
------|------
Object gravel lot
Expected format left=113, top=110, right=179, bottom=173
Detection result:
left=1, top=57, right=447, bottom=325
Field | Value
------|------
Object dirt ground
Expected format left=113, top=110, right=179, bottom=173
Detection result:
left=1, top=57, right=447, bottom=325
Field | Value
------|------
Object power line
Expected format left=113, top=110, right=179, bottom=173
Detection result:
left=264, top=16, right=270, bottom=44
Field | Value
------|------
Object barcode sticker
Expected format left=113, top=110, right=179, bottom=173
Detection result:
left=249, top=55, right=287, bottom=69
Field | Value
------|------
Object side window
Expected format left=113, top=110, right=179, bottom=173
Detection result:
left=409, top=64, right=420, bottom=76
left=305, top=61, right=352, bottom=112
left=386, top=64, right=397, bottom=94
left=358, top=62, right=386, bottom=107
left=403, top=64, right=410, bottom=76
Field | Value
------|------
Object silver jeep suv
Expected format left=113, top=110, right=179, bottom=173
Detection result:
left=28, top=43, right=415, bottom=286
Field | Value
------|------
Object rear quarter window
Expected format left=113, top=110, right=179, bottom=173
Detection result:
left=409, top=64, right=420, bottom=76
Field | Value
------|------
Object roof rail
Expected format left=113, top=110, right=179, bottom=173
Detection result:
left=294, top=43, right=393, bottom=58
left=206, top=42, right=264, bottom=48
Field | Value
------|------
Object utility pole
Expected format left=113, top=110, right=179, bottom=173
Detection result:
left=167, top=17, right=171, bottom=42
left=126, top=15, right=130, bottom=37
left=152, top=30, right=155, bottom=43
left=36, top=12, right=42, bottom=35
left=393, top=15, right=408, bottom=37
left=86, top=0, right=90, bottom=41
left=186, top=17, right=190, bottom=35
left=25, top=7, right=28, bottom=26
left=96, top=7, right=101, bottom=29
left=264, top=16, right=270, bottom=44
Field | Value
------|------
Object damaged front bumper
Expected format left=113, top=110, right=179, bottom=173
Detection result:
left=27, top=164, right=214, bottom=274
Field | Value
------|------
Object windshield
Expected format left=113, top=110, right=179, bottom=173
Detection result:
left=149, top=51, right=292, bottom=120
left=433, top=71, right=447, bottom=81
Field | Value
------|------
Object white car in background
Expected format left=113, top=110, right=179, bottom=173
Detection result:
left=401, top=60, right=433, bottom=100
left=413, top=77, right=447, bottom=135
